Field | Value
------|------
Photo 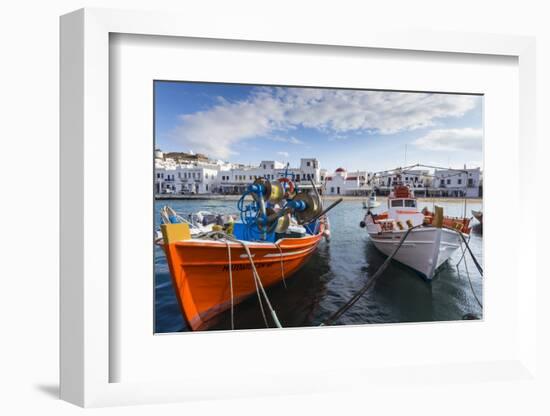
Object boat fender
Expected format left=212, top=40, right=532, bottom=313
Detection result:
left=359, top=221, right=366, bottom=228
left=406, top=219, right=413, bottom=229
left=396, top=221, right=404, bottom=230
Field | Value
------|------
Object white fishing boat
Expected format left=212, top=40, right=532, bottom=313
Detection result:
left=363, top=191, right=381, bottom=209
left=360, top=178, right=471, bottom=280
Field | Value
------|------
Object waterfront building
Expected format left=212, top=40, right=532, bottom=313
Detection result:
left=324, top=167, right=370, bottom=196
left=218, top=158, right=323, bottom=194
left=155, top=149, right=323, bottom=195
left=433, top=167, right=482, bottom=197
left=373, top=169, right=432, bottom=196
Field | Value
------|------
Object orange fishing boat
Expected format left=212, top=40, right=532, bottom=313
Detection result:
left=162, top=220, right=326, bottom=330
left=159, top=175, right=341, bottom=330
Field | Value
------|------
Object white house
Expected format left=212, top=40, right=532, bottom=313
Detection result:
left=433, top=167, right=482, bottom=197
left=155, top=163, right=220, bottom=194
left=156, top=151, right=324, bottom=195
left=373, top=169, right=432, bottom=196
left=218, top=158, right=323, bottom=194
left=324, top=167, right=370, bottom=196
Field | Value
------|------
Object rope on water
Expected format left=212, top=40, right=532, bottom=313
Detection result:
left=321, top=224, right=424, bottom=326
left=457, top=238, right=483, bottom=309
left=321, top=223, right=485, bottom=326
left=451, top=227, right=483, bottom=277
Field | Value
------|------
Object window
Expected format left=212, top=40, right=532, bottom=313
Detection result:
left=331, top=187, right=334, bottom=193
left=205, top=173, right=209, bottom=179
left=458, top=179, right=462, bottom=185
left=296, top=175, right=300, bottom=182
left=391, top=200, right=404, bottom=207
left=271, top=164, right=274, bottom=169
left=468, top=178, right=474, bottom=186
left=405, top=200, right=416, bottom=207
left=206, top=184, right=209, bottom=191
left=263, top=164, right=266, bottom=169
left=307, top=161, right=311, bottom=167
left=446, top=179, right=451, bottom=185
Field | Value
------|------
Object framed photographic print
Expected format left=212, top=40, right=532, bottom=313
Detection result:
left=152, top=80, right=484, bottom=333
left=60, top=8, right=537, bottom=407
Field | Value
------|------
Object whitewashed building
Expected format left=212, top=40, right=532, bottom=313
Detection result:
left=324, top=167, right=370, bottom=196
left=372, top=169, right=432, bottom=196
left=433, top=167, right=482, bottom=197
left=218, top=158, right=323, bottom=194
left=155, top=150, right=324, bottom=195
left=155, top=163, right=221, bottom=194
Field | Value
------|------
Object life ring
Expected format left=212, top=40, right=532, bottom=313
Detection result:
left=278, top=177, right=296, bottom=196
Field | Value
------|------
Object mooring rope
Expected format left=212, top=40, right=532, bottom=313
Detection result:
left=321, top=224, right=424, bottom=326
left=449, top=227, right=483, bottom=277
left=240, top=242, right=283, bottom=328
left=197, top=230, right=282, bottom=329
left=457, top=238, right=483, bottom=309
left=321, top=223, right=484, bottom=326
left=224, top=240, right=235, bottom=330
left=274, top=242, right=287, bottom=289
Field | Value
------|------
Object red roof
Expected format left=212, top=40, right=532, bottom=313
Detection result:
left=326, top=176, right=332, bottom=181
left=335, top=167, right=346, bottom=172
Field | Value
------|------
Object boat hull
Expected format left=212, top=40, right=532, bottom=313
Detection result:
left=163, top=226, right=325, bottom=330
left=368, top=227, right=462, bottom=280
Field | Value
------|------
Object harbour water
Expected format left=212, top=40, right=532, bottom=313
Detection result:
left=154, top=198, right=483, bottom=332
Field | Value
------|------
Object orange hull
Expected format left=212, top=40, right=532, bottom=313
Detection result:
left=163, top=224, right=325, bottom=330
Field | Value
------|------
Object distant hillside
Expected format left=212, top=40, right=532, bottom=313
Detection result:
left=163, top=152, right=209, bottom=162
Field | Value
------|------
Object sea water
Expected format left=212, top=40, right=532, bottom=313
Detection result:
left=154, top=198, right=483, bottom=332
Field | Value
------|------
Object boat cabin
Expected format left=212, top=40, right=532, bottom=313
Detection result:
left=386, top=185, right=424, bottom=228
left=388, top=198, right=417, bottom=209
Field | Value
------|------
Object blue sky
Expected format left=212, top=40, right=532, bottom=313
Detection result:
left=154, top=81, right=483, bottom=173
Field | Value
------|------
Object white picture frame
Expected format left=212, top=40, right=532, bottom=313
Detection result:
left=60, top=8, right=537, bottom=407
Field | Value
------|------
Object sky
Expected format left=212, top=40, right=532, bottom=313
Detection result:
left=154, top=81, right=483, bottom=173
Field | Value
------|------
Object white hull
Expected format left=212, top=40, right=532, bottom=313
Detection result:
left=368, top=227, right=462, bottom=280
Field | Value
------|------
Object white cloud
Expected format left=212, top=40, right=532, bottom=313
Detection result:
left=269, top=136, right=304, bottom=145
left=413, top=128, right=483, bottom=151
left=277, top=151, right=290, bottom=158
left=170, top=87, right=480, bottom=158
